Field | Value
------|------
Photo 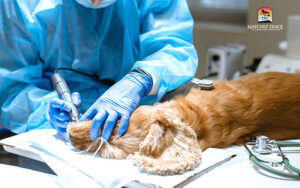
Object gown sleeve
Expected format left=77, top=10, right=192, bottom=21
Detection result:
left=0, top=1, right=55, bottom=133
left=133, top=0, right=198, bottom=101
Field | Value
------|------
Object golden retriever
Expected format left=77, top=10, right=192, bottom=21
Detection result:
left=67, top=72, right=300, bottom=175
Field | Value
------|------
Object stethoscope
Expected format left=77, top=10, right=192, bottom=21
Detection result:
left=244, top=136, right=300, bottom=180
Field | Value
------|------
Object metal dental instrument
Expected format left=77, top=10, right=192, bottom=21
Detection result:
left=244, top=136, right=300, bottom=180
left=174, top=154, right=237, bottom=188
left=51, top=72, right=79, bottom=122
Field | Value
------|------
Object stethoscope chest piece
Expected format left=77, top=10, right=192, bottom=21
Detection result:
left=252, top=136, right=273, bottom=154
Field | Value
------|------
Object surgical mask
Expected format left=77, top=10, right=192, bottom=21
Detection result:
left=75, top=0, right=117, bottom=9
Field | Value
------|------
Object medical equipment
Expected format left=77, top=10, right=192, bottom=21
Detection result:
left=256, top=54, right=300, bottom=73
left=206, top=43, right=246, bottom=80
left=160, top=78, right=215, bottom=102
left=244, top=136, right=300, bottom=180
left=191, top=78, right=215, bottom=90
left=51, top=72, right=79, bottom=122
left=287, top=15, right=300, bottom=58
left=175, top=154, right=237, bottom=188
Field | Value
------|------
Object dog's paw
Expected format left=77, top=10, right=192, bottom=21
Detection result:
left=67, top=120, right=93, bottom=150
left=68, top=120, right=92, bottom=139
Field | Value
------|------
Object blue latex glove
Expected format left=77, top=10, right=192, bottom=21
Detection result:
left=80, top=71, right=152, bottom=141
left=48, top=92, right=81, bottom=140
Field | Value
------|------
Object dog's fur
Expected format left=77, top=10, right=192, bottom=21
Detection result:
left=68, top=72, right=300, bottom=175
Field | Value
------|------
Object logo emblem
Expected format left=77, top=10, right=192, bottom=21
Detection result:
left=258, top=7, right=272, bottom=23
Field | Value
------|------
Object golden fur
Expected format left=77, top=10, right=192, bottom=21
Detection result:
left=67, top=72, right=300, bottom=175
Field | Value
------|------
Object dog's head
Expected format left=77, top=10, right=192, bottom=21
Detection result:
left=68, top=105, right=202, bottom=175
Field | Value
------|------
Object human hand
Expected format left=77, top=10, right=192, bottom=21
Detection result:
left=48, top=92, right=81, bottom=140
left=80, top=71, right=152, bottom=141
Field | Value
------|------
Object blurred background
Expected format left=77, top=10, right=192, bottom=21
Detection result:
left=188, top=0, right=300, bottom=78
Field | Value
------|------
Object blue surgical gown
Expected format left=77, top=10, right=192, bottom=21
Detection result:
left=0, top=0, right=198, bottom=134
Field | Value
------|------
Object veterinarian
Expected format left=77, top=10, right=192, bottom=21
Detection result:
left=0, top=0, right=197, bottom=142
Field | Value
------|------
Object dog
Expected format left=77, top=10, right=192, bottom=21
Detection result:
left=67, top=72, right=300, bottom=175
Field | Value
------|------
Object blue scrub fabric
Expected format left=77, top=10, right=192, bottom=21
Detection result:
left=0, top=0, right=198, bottom=134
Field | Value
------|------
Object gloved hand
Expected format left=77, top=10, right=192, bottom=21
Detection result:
left=48, top=92, right=81, bottom=140
left=80, top=71, right=153, bottom=141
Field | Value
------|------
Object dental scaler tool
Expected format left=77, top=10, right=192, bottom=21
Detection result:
left=51, top=72, right=79, bottom=122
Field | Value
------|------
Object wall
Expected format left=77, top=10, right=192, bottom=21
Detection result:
left=246, top=0, right=300, bottom=64
left=190, top=0, right=300, bottom=78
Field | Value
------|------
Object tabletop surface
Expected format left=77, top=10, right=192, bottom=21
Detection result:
left=1, top=130, right=300, bottom=188
left=0, top=163, right=60, bottom=188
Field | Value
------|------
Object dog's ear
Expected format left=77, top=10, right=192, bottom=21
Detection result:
left=129, top=110, right=202, bottom=175
left=138, top=121, right=173, bottom=157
